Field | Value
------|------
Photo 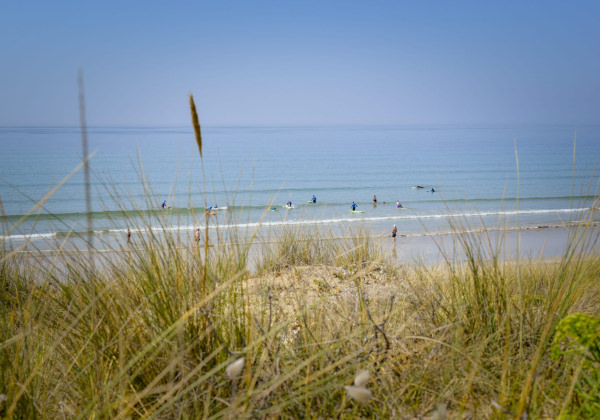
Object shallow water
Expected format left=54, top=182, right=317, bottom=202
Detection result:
left=1, top=124, right=599, bottom=250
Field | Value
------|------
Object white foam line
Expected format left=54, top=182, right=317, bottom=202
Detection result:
left=0, top=232, right=57, bottom=240
left=2, top=207, right=595, bottom=239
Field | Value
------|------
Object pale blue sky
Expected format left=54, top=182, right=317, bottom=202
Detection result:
left=1, top=1, right=598, bottom=126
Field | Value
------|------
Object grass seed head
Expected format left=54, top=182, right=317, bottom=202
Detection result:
left=354, top=369, right=370, bottom=387
left=344, top=385, right=372, bottom=403
left=226, top=357, right=245, bottom=379
left=432, top=403, right=447, bottom=420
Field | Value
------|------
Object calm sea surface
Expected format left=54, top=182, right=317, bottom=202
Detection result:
left=1, top=125, right=599, bottom=249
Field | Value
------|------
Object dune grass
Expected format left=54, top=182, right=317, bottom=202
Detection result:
left=1, top=201, right=600, bottom=418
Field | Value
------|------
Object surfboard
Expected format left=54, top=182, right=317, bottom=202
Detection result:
left=212, top=206, right=228, bottom=210
left=350, top=210, right=364, bottom=213
left=284, top=205, right=295, bottom=209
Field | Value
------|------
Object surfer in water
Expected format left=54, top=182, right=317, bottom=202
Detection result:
left=161, top=200, right=169, bottom=209
left=351, top=201, right=357, bottom=211
left=312, top=195, right=317, bottom=203
left=396, top=201, right=403, bottom=208
left=373, top=195, right=377, bottom=203
left=286, top=201, right=293, bottom=208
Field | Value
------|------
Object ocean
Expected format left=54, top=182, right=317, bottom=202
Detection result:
left=1, top=124, right=599, bottom=251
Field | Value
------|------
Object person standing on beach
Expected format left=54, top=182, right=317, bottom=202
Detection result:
left=392, top=224, right=398, bottom=246
left=127, top=228, right=131, bottom=245
left=194, top=228, right=200, bottom=245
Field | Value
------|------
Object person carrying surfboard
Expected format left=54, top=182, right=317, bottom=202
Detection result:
left=351, top=201, right=357, bottom=211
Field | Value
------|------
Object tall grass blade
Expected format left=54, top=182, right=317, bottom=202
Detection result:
left=78, top=69, right=94, bottom=261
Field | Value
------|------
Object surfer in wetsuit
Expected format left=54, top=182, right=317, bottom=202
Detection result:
left=351, top=202, right=357, bottom=211
left=312, top=195, right=317, bottom=203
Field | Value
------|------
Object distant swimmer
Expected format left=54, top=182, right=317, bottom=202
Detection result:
left=161, top=200, right=170, bottom=209
left=312, top=195, right=317, bottom=203
left=428, top=188, right=435, bottom=192
left=373, top=195, right=377, bottom=203
left=270, top=207, right=277, bottom=211
left=351, top=201, right=357, bottom=211
left=412, top=186, right=425, bottom=189
left=396, top=201, right=403, bottom=208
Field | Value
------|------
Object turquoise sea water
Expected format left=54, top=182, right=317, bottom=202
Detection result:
left=1, top=125, right=599, bottom=249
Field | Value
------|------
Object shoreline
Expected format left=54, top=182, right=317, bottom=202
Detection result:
left=8, top=222, right=599, bottom=267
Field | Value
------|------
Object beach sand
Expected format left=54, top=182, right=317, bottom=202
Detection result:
left=11, top=224, right=597, bottom=277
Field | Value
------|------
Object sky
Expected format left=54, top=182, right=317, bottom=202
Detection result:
left=1, top=1, right=599, bottom=126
